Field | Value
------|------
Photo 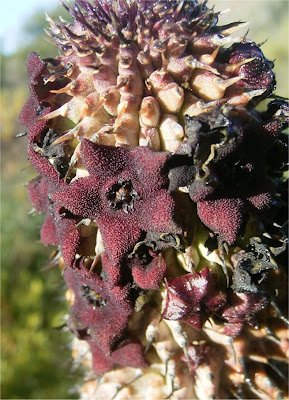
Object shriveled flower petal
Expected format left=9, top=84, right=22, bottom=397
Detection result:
left=162, top=268, right=226, bottom=330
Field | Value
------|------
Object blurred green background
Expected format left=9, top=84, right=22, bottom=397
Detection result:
left=0, top=1, right=288, bottom=399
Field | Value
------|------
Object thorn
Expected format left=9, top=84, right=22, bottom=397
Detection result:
left=185, top=55, right=220, bottom=75
left=89, top=96, right=106, bottom=118
left=270, top=299, right=289, bottom=326
left=243, top=88, right=267, bottom=101
left=52, top=322, right=68, bottom=331
left=113, top=101, right=128, bottom=131
left=51, top=126, right=80, bottom=145
left=220, top=21, right=250, bottom=36
left=89, top=255, right=101, bottom=272
left=161, top=52, right=168, bottom=71
left=258, top=38, right=268, bottom=47
left=217, top=8, right=231, bottom=16
left=199, top=46, right=220, bottom=65
left=244, top=29, right=250, bottom=39
left=50, top=81, right=75, bottom=94
left=225, top=57, right=256, bottom=73
left=21, top=161, right=31, bottom=172
left=45, top=12, right=53, bottom=23
left=214, top=76, right=242, bottom=90
left=211, top=35, right=244, bottom=47
left=59, top=16, right=68, bottom=23
left=43, top=28, right=53, bottom=38
left=173, top=1, right=184, bottom=19
left=38, top=103, right=69, bottom=121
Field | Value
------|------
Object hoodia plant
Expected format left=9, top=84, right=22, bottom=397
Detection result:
left=19, top=0, right=288, bottom=398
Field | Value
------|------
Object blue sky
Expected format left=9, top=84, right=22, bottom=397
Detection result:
left=0, top=0, right=59, bottom=54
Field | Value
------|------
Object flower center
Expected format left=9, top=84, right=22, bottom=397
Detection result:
left=106, top=179, right=138, bottom=213
left=81, top=284, right=107, bottom=309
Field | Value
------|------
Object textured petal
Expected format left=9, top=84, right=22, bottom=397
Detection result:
left=88, top=339, right=147, bottom=375
left=81, top=139, right=128, bottom=177
left=101, top=253, right=122, bottom=287
left=139, top=190, right=181, bottom=234
left=27, top=176, right=48, bottom=213
left=18, top=53, right=48, bottom=129
left=28, top=146, right=59, bottom=183
left=197, top=198, right=244, bottom=244
left=247, top=192, right=271, bottom=210
left=111, top=340, right=148, bottom=369
left=131, top=254, right=167, bottom=290
left=98, top=215, right=141, bottom=264
left=40, top=214, right=58, bottom=246
left=52, top=176, right=101, bottom=218
left=130, top=146, right=168, bottom=192
left=64, top=267, right=133, bottom=354
left=56, top=218, right=81, bottom=267
left=89, top=340, right=114, bottom=375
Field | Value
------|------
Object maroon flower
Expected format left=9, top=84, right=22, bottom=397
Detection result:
left=53, top=139, right=181, bottom=264
left=197, top=198, right=244, bottom=246
left=18, top=52, right=51, bottom=130
left=19, top=52, right=66, bottom=132
left=128, top=248, right=167, bottom=290
left=219, top=292, right=268, bottom=337
left=27, top=175, right=81, bottom=267
left=101, top=248, right=167, bottom=290
left=88, top=338, right=147, bottom=375
left=162, top=268, right=226, bottom=330
left=64, top=266, right=133, bottom=354
left=228, top=41, right=275, bottom=93
left=168, top=105, right=277, bottom=244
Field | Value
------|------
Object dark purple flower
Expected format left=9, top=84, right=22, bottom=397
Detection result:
left=27, top=175, right=81, bottom=267
left=88, top=338, right=147, bottom=375
left=18, top=52, right=50, bottom=130
left=219, top=292, right=268, bottom=336
left=19, top=52, right=66, bottom=132
left=228, top=41, right=275, bottom=93
left=53, top=139, right=181, bottom=264
left=162, top=268, right=226, bottom=330
left=168, top=105, right=277, bottom=244
left=64, top=266, right=134, bottom=354
left=129, top=249, right=167, bottom=290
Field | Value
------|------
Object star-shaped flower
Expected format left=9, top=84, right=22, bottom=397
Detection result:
left=64, top=264, right=133, bottom=354
left=219, top=291, right=268, bottom=336
left=162, top=268, right=226, bottom=330
left=167, top=105, right=278, bottom=244
left=53, top=139, right=181, bottom=264
left=27, top=175, right=81, bottom=267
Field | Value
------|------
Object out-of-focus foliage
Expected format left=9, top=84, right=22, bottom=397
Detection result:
left=0, top=1, right=287, bottom=399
